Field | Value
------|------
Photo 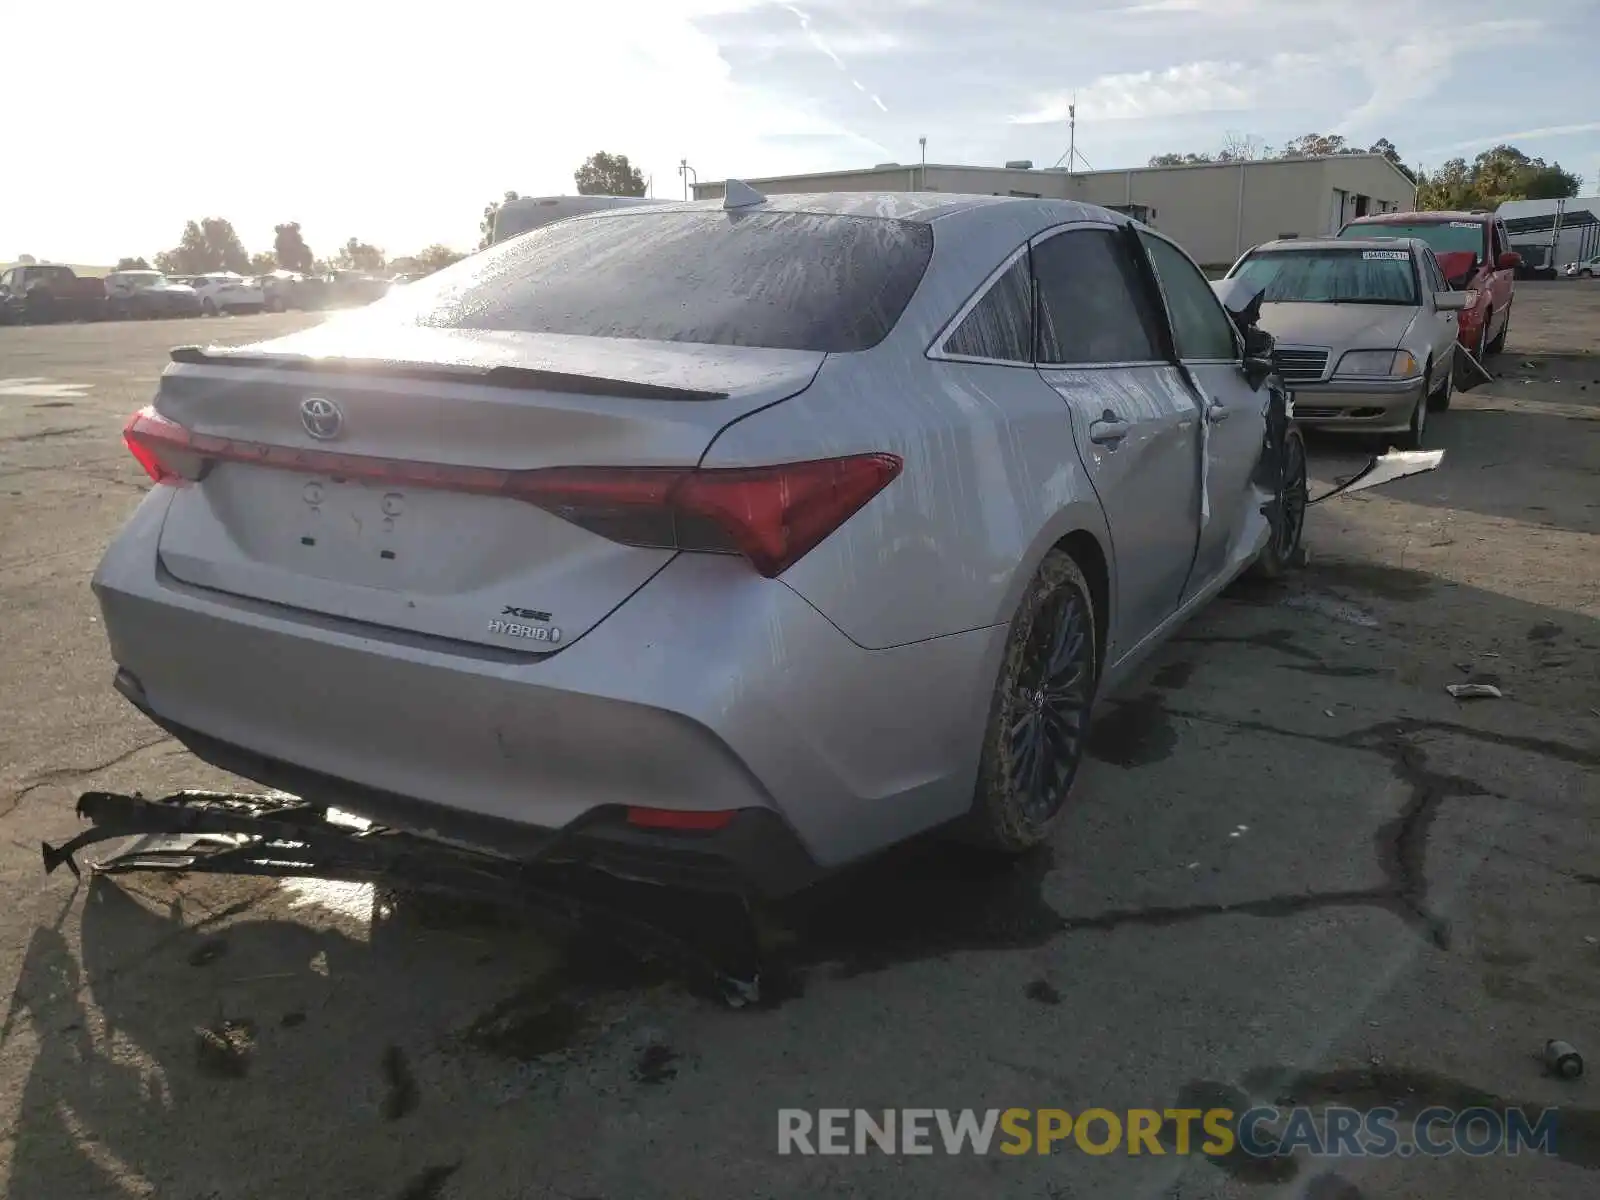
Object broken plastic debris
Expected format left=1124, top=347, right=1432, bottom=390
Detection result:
left=1446, top=683, right=1503, bottom=700
left=1545, top=1040, right=1583, bottom=1079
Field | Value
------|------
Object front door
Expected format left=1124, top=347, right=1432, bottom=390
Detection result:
left=1137, top=230, right=1268, bottom=598
left=1030, top=224, right=1202, bottom=659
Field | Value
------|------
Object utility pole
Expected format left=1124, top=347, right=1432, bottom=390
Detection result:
left=678, top=159, right=697, bottom=201
left=918, top=136, right=927, bottom=191
left=1068, top=102, right=1076, bottom=173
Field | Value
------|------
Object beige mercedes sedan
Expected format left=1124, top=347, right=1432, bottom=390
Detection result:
left=1222, top=236, right=1466, bottom=449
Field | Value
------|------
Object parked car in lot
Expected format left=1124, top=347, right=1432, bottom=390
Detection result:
left=1224, top=237, right=1464, bottom=449
left=190, top=272, right=265, bottom=315
left=256, top=270, right=310, bottom=312
left=104, top=270, right=202, bottom=320
left=0, top=263, right=105, bottom=324
left=1336, top=210, right=1517, bottom=367
left=98, top=191, right=1313, bottom=895
left=1565, top=256, right=1600, bottom=278
left=327, top=270, right=391, bottom=306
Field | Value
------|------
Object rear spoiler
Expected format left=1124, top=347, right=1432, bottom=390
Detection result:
left=166, top=345, right=730, bottom=402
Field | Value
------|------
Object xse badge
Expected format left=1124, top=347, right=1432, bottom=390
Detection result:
left=489, top=605, right=561, bottom=643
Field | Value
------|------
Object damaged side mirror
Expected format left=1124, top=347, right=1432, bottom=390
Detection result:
left=1243, top=354, right=1275, bottom=392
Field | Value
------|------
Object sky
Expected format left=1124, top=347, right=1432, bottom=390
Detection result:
left=10, top=0, right=1599, bottom=267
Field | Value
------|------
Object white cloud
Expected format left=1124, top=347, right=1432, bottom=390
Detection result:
left=779, top=4, right=892, bottom=112
left=1426, top=122, right=1600, bottom=156
left=1332, top=19, right=1546, bottom=132
left=1012, top=54, right=1324, bottom=124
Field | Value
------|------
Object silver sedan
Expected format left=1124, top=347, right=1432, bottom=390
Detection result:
left=93, top=191, right=1307, bottom=896
left=1223, top=236, right=1466, bottom=448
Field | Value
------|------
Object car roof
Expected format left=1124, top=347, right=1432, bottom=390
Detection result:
left=576, top=190, right=1133, bottom=240
left=1253, top=236, right=1426, bottom=254
left=1347, top=210, right=1489, bottom=225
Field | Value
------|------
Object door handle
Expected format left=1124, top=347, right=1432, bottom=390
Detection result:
left=1206, top=397, right=1231, bottom=423
left=1088, top=409, right=1129, bottom=445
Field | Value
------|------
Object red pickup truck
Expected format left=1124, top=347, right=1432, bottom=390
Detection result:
left=1337, top=211, right=1518, bottom=370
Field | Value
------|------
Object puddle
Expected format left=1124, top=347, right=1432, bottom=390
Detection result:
left=463, top=988, right=589, bottom=1060
left=764, top=840, right=1064, bottom=982
left=1305, top=560, right=1436, bottom=602
left=1151, top=659, right=1197, bottom=689
left=1088, top=692, right=1178, bottom=767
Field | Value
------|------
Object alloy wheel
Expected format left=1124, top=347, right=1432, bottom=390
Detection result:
left=1273, top=429, right=1309, bottom=562
left=1006, top=589, right=1094, bottom=824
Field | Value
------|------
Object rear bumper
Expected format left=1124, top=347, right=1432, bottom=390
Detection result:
left=110, top=669, right=819, bottom=896
left=1287, top=376, right=1426, bottom=433
left=92, top=491, right=1001, bottom=892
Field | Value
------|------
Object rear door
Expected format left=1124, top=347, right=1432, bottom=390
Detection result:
left=1031, top=224, right=1202, bottom=655
left=1136, top=230, right=1263, bottom=599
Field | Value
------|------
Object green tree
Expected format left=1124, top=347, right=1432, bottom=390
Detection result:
left=115, top=257, right=151, bottom=271
left=480, top=190, right=519, bottom=249
left=1278, top=132, right=1350, bottom=158
left=249, top=251, right=277, bottom=275
left=414, top=244, right=467, bottom=273
left=155, top=221, right=212, bottom=274
left=201, top=218, right=250, bottom=273
left=1147, top=151, right=1215, bottom=167
left=273, top=222, right=314, bottom=272
left=334, top=237, right=386, bottom=273
left=574, top=152, right=646, bottom=196
left=153, top=218, right=250, bottom=275
left=1414, top=145, right=1581, bottom=210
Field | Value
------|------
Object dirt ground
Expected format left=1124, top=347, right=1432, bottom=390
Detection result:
left=0, top=287, right=1596, bottom=1199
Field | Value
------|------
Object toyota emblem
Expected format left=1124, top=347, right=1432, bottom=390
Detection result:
left=300, top=396, right=343, bottom=440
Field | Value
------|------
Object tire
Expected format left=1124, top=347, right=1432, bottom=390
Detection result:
left=1249, top=424, right=1309, bottom=580
left=1582, top=269, right=1594, bottom=279
left=1393, top=367, right=1429, bottom=451
left=1488, top=303, right=1509, bottom=355
left=1428, top=347, right=1454, bottom=412
left=964, top=550, right=1098, bottom=853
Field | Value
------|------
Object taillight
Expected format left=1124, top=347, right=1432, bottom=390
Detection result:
left=123, top=406, right=199, bottom=485
left=506, top=454, right=903, bottom=577
left=118, top=406, right=901, bottom=578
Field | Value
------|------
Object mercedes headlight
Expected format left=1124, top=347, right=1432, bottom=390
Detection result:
left=1336, top=349, right=1419, bottom=378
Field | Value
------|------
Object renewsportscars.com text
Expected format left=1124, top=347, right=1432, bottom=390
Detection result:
left=777, top=1107, right=1560, bottom=1158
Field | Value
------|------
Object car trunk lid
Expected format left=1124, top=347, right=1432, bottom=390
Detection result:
left=151, top=326, right=824, bottom=651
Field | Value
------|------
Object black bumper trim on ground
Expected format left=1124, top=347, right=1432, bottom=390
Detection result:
left=112, top=669, right=822, bottom=898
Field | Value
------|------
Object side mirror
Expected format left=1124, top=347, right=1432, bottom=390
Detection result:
left=1434, top=291, right=1468, bottom=312
left=1497, top=251, right=1521, bottom=271
left=1243, top=354, right=1275, bottom=392
left=1242, top=325, right=1274, bottom=358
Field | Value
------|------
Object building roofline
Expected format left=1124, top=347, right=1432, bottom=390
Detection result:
left=692, top=152, right=1421, bottom=196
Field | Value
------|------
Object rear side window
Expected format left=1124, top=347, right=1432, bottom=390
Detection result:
left=1032, top=229, right=1162, bottom=365
left=396, top=209, right=934, bottom=353
left=942, top=255, right=1032, bottom=363
left=1140, top=232, right=1239, bottom=360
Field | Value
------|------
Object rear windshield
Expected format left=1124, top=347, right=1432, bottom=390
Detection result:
left=1230, top=247, right=1419, bottom=305
left=1339, top=220, right=1483, bottom=258
left=391, top=209, right=935, bottom=353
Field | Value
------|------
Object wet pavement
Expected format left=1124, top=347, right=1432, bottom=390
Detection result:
left=0, top=290, right=1596, bottom=1197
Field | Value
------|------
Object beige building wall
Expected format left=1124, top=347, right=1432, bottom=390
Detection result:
left=693, top=154, right=1417, bottom=269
